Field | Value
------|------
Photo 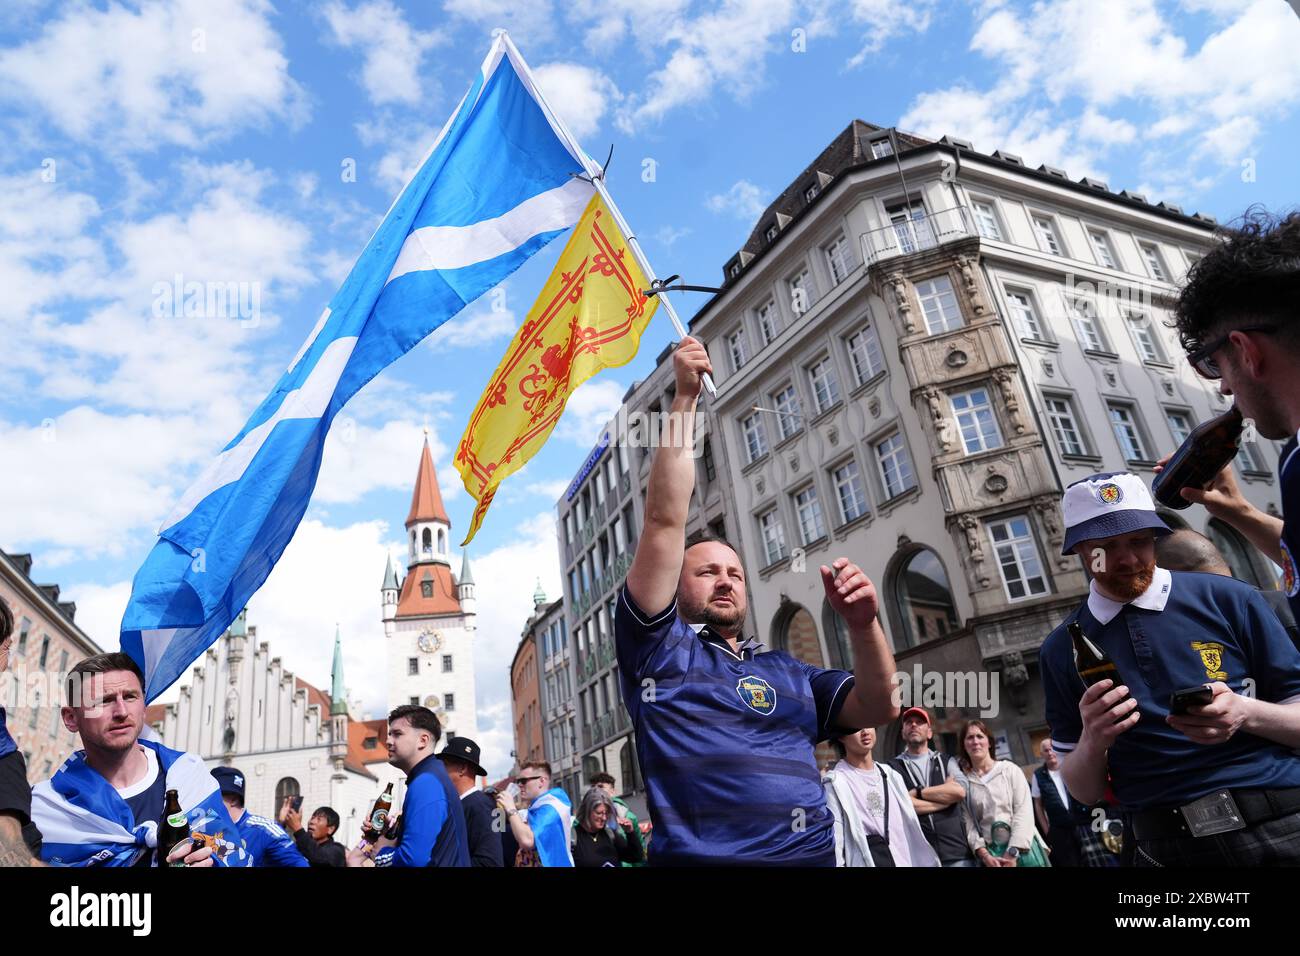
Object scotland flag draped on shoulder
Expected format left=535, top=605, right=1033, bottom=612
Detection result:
left=121, top=34, right=596, bottom=699
left=31, top=739, right=250, bottom=866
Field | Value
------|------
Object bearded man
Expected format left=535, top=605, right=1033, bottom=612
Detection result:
left=1039, top=472, right=1300, bottom=866
left=613, top=336, right=900, bottom=866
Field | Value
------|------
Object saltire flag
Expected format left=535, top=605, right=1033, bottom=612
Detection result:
left=120, top=34, right=596, bottom=701
left=456, top=192, right=657, bottom=544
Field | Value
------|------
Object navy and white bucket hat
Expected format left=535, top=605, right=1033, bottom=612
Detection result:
left=1060, top=472, right=1172, bottom=555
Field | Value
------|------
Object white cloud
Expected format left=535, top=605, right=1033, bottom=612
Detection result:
left=653, top=224, right=692, bottom=247
left=314, top=419, right=449, bottom=505
left=522, top=478, right=570, bottom=501
left=322, top=0, right=445, bottom=106
left=844, top=0, right=937, bottom=67
left=705, top=179, right=768, bottom=220
left=553, top=378, right=626, bottom=446
left=441, top=0, right=558, bottom=46
left=532, top=62, right=620, bottom=140
left=0, top=0, right=308, bottom=151
left=430, top=305, right=521, bottom=350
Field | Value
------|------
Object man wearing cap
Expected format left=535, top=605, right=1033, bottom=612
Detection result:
left=212, top=766, right=307, bottom=867
left=1040, top=471, right=1300, bottom=865
left=886, top=706, right=973, bottom=866
left=436, top=736, right=503, bottom=867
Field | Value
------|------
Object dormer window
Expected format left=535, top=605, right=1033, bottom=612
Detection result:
left=729, top=262, right=742, bottom=279
left=765, top=223, right=779, bottom=242
left=421, top=576, right=433, bottom=598
left=870, top=138, right=894, bottom=159
left=804, top=182, right=820, bottom=203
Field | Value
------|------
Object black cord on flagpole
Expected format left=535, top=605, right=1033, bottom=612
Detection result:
left=643, top=276, right=726, bottom=297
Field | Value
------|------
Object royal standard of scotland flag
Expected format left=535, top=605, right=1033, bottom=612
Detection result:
left=121, top=33, right=595, bottom=700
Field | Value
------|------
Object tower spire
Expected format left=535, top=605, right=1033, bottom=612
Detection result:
left=330, top=624, right=347, bottom=716
left=406, top=436, right=450, bottom=528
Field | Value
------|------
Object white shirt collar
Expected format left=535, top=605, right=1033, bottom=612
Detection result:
left=1087, top=566, right=1173, bottom=624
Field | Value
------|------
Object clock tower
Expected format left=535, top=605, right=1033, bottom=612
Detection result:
left=382, top=433, right=479, bottom=743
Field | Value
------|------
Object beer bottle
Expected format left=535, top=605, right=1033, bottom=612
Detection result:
left=158, top=789, right=190, bottom=867
left=1151, top=405, right=1244, bottom=510
left=1070, top=621, right=1122, bottom=688
left=364, top=783, right=394, bottom=843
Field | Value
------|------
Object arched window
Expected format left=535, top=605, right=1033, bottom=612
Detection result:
left=1206, top=518, right=1269, bottom=587
left=619, top=739, right=640, bottom=793
left=438, top=529, right=447, bottom=554
left=770, top=603, right=825, bottom=666
left=421, top=528, right=432, bottom=555
left=274, top=777, right=300, bottom=810
left=889, top=547, right=961, bottom=650
left=820, top=599, right=853, bottom=671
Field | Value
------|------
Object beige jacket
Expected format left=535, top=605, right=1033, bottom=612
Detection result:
left=961, top=759, right=1036, bottom=853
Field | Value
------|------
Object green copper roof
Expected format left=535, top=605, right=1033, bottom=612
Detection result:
left=533, top=578, right=546, bottom=605
left=459, top=549, right=475, bottom=587
left=382, top=552, right=399, bottom=591
left=330, top=625, right=347, bottom=716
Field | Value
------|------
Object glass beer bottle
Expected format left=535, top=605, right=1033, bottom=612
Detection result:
left=158, top=789, right=191, bottom=867
left=1070, top=621, right=1123, bottom=688
left=1152, top=405, right=1244, bottom=510
left=364, top=783, right=394, bottom=843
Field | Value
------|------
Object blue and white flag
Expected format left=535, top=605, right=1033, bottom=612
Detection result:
left=527, top=787, right=574, bottom=867
left=31, top=739, right=252, bottom=867
left=121, top=34, right=595, bottom=700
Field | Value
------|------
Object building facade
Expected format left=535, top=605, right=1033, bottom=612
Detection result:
left=509, top=611, right=544, bottom=774
left=148, top=612, right=401, bottom=835
left=685, top=120, right=1285, bottom=765
left=382, top=436, right=479, bottom=744
left=0, top=548, right=103, bottom=781
left=530, top=590, right=579, bottom=802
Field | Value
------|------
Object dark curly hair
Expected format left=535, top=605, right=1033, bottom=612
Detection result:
left=1173, top=206, right=1300, bottom=355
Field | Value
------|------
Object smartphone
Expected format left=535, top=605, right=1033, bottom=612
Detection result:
left=290, top=796, right=304, bottom=812
left=1169, top=683, right=1214, bottom=715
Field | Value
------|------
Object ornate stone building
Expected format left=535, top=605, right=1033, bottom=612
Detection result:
left=681, top=120, right=1284, bottom=764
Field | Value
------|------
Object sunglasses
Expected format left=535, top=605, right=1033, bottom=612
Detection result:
left=1186, top=325, right=1278, bottom=379
left=515, top=776, right=543, bottom=785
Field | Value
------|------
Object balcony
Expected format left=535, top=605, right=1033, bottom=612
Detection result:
left=860, top=205, right=976, bottom=268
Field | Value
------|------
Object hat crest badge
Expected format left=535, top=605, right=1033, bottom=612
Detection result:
left=1096, top=482, right=1123, bottom=505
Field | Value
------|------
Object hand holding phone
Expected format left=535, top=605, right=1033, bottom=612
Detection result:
left=1169, top=683, right=1214, bottom=715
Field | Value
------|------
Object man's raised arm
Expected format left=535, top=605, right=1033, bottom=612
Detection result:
left=625, top=337, right=712, bottom=614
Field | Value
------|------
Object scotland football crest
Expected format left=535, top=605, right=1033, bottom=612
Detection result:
left=1096, top=482, right=1123, bottom=505
left=736, top=676, right=776, bottom=715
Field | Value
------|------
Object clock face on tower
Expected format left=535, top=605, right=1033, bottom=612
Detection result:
left=417, top=629, right=442, bottom=655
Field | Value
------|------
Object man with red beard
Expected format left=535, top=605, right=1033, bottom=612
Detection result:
left=1040, top=472, right=1300, bottom=865
left=614, top=337, right=900, bottom=866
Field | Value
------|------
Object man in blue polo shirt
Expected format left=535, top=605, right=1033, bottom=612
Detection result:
left=1041, top=472, right=1300, bottom=866
left=1169, top=209, right=1300, bottom=616
left=615, top=336, right=900, bottom=866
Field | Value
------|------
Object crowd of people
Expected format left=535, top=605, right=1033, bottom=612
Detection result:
left=1, top=209, right=1299, bottom=869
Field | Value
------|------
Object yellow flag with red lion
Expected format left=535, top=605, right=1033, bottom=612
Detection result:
left=456, top=192, right=657, bottom=544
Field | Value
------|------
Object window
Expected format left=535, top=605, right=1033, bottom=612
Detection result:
left=822, top=600, right=853, bottom=670
left=444, top=693, right=455, bottom=711
left=729, top=262, right=741, bottom=279
left=756, top=300, right=780, bottom=345
left=17, top=617, right=29, bottom=655
left=832, top=460, right=869, bottom=524
left=972, top=200, right=1003, bottom=240
left=951, top=388, right=1003, bottom=454
left=804, top=182, right=820, bottom=203
left=1236, top=441, right=1267, bottom=475
left=275, top=777, right=301, bottom=811
left=886, top=199, right=933, bottom=253
left=420, top=579, right=433, bottom=598
left=727, top=328, right=749, bottom=372
left=846, top=322, right=884, bottom=384
left=408, top=657, right=419, bottom=676
left=915, top=276, right=962, bottom=334
left=1126, top=312, right=1165, bottom=363
left=891, top=548, right=960, bottom=649
left=758, top=509, right=788, bottom=565
left=1140, top=242, right=1168, bottom=281
left=442, top=654, right=453, bottom=673
left=39, top=636, right=49, bottom=668
left=1166, top=409, right=1193, bottom=444
left=1045, top=395, right=1088, bottom=457
left=772, top=384, right=801, bottom=440
left=788, top=269, right=813, bottom=316
left=1069, top=298, right=1106, bottom=351
left=1031, top=214, right=1063, bottom=256
left=1005, top=288, right=1045, bottom=339
left=870, top=137, right=894, bottom=159
left=876, top=432, right=916, bottom=499
left=1108, top=403, right=1149, bottom=461
left=988, top=517, right=1049, bottom=600
left=793, top=486, right=827, bottom=544
left=807, top=356, right=841, bottom=413
left=825, top=235, right=852, bottom=285
left=58, top=650, right=68, bottom=675
left=765, top=223, right=779, bottom=242
left=1088, top=229, right=1117, bottom=269
left=741, top=412, right=768, bottom=463
left=702, top=438, right=716, bottom=481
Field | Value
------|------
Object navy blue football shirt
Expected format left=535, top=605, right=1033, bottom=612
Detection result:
left=1277, top=436, right=1300, bottom=621
left=1042, top=568, right=1300, bottom=810
left=614, top=585, right=857, bottom=866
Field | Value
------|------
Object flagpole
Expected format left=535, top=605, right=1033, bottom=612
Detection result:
left=496, top=31, right=718, bottom=398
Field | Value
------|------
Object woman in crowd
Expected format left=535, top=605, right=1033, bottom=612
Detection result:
left=959, top=718, right=1049, bottom=867
left=572, top=787, right=644, bottom=867
left=823, top=726, right=939, bottom=867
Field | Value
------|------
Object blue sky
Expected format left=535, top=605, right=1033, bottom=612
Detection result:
left=2, top=0, right=1297, bottom=776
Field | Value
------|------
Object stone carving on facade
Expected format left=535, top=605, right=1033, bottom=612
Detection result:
left=992, top=369, right=1025, bottom=434
left=957, top=514, right=991, bottom=587
left=887, top=272, right=916, bottom=334
left=923, top=388, right=957, bottom=452
left=1103, top=368, right=1117, bottom=388
left=1034, top=498, right=1071, bottom=569
left=789, top=454, right=800, bottom=473
left=828, top=425, right=839, bottom=446
left=984, top=471, right=1008, bottom=495
left=946, top=348, right=969, bottom=369
left=1041, top=358, right=1054, bottom=377
left=957, top=256, right=987, bottom=316
left=1163, top=378, right=1175, bottom=396
left=1001, top=651, right=1031, bottom=714
left=868, top=397, right=881, bottom=418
